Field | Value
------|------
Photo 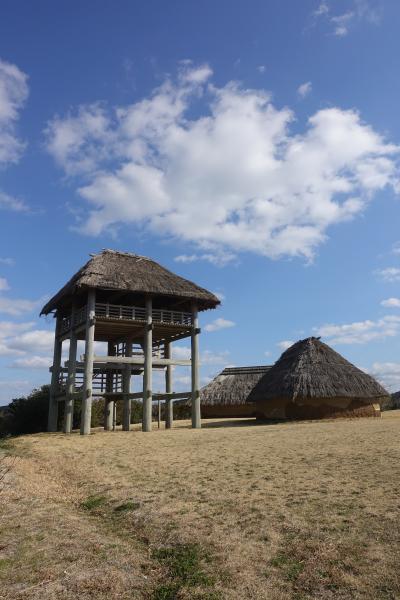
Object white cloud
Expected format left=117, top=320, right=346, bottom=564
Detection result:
left=369, top=362, right=400, bottom=392
left=312, top=1, right=381, bottom=36
left=0, top=379, right=31, bottom=404
left=9, top=355, right=51, bottom=369
left=172, top=345, right=191, bottom=360
left=331, top=11, right=355, bottom=36
left=0, top=191, right=28, bottom=212
left=201, top=350, right=231, bottom=365
left=0, top=293, right=46, bottom=316
left=277, top=340, right=295, bottom=351
left=257, top=65, right=266, bottom=74
left=315, top=315, right=400, bottom=344
left=297, top=81, right=312, bottom=98
left=0, top=58, right=28, bottom=165
left=45, top=65, right=399, bottom=262
left=376, top=267, right=400, bottom=283
left=204, top=318, right=236, bottom=332
left=313, top=2, right=329, bottom=18
left=381, top=298, right=400, bottom=308
left=7, top=329, right=55, bottom=354
left=0, top=277, right=10, bottom=291
left=174, top=251, right=236, bottom=267
left=0, top=257, right=14, bottom=266
left=392, top=241, right=400, bottom=255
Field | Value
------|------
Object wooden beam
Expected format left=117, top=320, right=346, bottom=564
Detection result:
left=191, top=304, right=201, bottom=429
left=165, top=341, right=173, bottom=429
left=101, top=391, right=190, bottom=400
left=122, top=338, right=132, bottom=431
left=64, top=303, right=77, bottom=434
left=80, top=289, right=96, bottom=435
left=89, top=355, right=191, bottom=367
left=104, top=341, right=115, bottom=431
left=48, top=315, right=62, bottom=432
left=142, top=297, right=153, bottom=432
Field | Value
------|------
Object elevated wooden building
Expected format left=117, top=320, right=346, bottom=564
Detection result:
left=41, top=250, right=220, bottom=434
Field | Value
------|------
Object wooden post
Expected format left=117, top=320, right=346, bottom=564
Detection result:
left=122, top=339, right=132, bottom=430
left=80, top=289, right=96, bottom=435
left=48, top=314, right=62, bottom=432
left=165, top=341, right=173, bottom=429
left=64, top=304, right=77, bottom=433
left=104, top=342, right=115, bottom=431
left=191, top=303, right=201, bottom=429
left=142, top=296, right=153, bottom=432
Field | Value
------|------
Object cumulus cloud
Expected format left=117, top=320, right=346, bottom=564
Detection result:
left=277, top=340, right=295, bottom=351
left=369, top=362, right=400, bottom=392
left=315, top=315, right=400, bottom=344
left=376, top=267, right=400, bottom=283
left=381, top=298, right=400, bottom=308
left=45, top=65, right=399, bottom=262
left=204, top=318, right=236, bottom=332
left=297, top=81, right=312, bottom=98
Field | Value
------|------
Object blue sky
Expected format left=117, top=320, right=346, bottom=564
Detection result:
left=1, top=0, right=400, bottom=404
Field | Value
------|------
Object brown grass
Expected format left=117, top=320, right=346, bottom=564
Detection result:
left=1, top=412, right=400, bottom=599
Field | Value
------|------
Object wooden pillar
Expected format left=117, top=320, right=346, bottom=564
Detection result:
left=47, top=314, right=62, bottom=432
left=64, top=304, right=77, bottom=434
left=122, top=339, right=132, bottom=431
left=80, top=289, right=96, bottom=435
left=104, top=342, right=115, bottom=431
left=142, top=296, right=153, bottom=432
left=191, top=303, right=201, bottom=429
left=165, top=341, right=173, bottom=429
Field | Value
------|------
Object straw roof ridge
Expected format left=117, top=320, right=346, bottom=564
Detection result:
left=201, top=365, right=272, bottom=406
left=41, top=249, right=220, bottom=314
left=250, top=337, right=389, bottom=401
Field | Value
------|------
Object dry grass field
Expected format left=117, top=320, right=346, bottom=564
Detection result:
left=1, top=412, right=400, bottom=600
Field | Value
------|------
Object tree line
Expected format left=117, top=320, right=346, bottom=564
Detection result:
left=0, top=386, right=191, bottom=437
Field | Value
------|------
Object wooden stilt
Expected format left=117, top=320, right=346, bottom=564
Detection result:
left=104, top=342, right=115, bottom=431
left=165, top=341, right=173, bottom=429
left=64, top=304, right=77, bottom=433
left=122, top=339, right=132, bottom=430
left=80, top=290, right=96, bottom=435
left=48, top=315, right=62, bottom=432
left=191, top=304, right=201, bottom=429
left=142, top=297, right=153, bottom=432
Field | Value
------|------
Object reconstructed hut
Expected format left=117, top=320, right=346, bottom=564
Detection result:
left=252, top=337, right=389, bottom=419
left=200, top=366, right=271, bottom=418
left=41, top=249, right=219, bottom=434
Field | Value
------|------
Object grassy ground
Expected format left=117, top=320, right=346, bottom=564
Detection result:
left=1, top=412, right=400, bottom=599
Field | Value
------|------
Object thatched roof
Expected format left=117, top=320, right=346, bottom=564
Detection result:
left=251, top=337, right=389, bottom=401
left=41, top=250, right=220, bottom=314
left=201, top=366, right=271, bottom=406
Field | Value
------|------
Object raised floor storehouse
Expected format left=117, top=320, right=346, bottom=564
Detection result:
left=41, top=250, right=220, bottom=434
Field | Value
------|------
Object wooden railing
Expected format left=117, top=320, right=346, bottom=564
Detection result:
left=95, top=303, right=192, bottom=326
left=60, top=302, right=192, bottom=335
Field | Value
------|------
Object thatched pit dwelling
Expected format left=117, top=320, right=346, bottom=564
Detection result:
left=252, top=337, right=389, bottom=420
left=200, top=366, right=271, bottom=418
